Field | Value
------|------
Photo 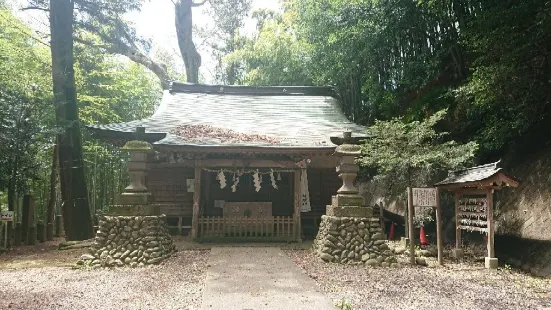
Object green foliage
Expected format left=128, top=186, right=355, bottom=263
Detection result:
left=225, top=14, right=313, bottom=86
left=454, top=0, right=551, bottom=155
left=358, top=110, right=478, bottom=187
left=201, top=0, right=252, bottom=84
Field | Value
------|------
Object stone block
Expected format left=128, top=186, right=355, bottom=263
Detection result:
left=485, top=257, right=499, bottom=269
left=116, top=192, right=153, bottom=205
left=109, top=204, right=160, bottom=216
left=332, top=194, right=364, bottom=207
left=326, top=205, right=373, bottom=217
left=452, top=249, right=464, bottom=259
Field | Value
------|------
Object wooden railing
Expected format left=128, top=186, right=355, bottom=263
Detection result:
left=198, top=216, right=295, bottom=241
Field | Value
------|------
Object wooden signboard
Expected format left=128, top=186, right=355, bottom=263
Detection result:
left=407, top=187, right=443, bottom=265
left=223, top=202, right=272, bottom=217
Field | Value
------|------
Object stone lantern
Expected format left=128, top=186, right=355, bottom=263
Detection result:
left=327, top=131, right=372, bottom=218
left=111, top=126, right=158, bottom=216
left=312, top=131, right=397, bottom=266
left=89, top=127, right=174, bottom=268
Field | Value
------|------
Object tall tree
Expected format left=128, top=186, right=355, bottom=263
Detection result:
left=174, top=0, right=207, bottom=84
left=49, top=0, right=93, bottom=240
left=206, top=0, right=251, bottom=84
left=27, top=0, right=172, bottom=89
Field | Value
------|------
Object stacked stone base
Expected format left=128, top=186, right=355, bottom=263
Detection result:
left=314, top=215, right=397, bottom=267
left=89, top=215, right=175, bottom=267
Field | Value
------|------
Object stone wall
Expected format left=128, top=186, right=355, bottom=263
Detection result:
left=89, top=215, right=175, bottom=267
left=314, top=215, right=397, bottom=267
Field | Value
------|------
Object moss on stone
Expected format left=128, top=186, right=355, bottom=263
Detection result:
left=122, top=140, right=153, bottom=150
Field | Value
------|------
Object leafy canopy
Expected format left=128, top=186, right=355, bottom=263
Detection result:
left=358, top=109, right=478, bottom=186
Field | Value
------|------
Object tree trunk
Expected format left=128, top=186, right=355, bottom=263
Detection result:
left=175, top=0, right=203, bottom=84
left=49, top=0, right=93, bottom=241
left=6, top=160, right=17, bottom=246
left=46, top=142, right=58, bottom=241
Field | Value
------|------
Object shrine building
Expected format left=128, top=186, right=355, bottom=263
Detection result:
left=87, top=82, right=369, bottom=241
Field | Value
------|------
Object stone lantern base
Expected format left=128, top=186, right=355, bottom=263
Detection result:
left=88, top=215, right=175, bottom=268
left=313, top=195, right=397, bottom=267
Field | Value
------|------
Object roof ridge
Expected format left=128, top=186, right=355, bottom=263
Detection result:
left=169, top=81, right=336, bottom=97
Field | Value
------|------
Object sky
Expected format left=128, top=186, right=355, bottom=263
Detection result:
left=129, top=0, right=282, bottom=82
left=13, top=0, right=283, bottom=83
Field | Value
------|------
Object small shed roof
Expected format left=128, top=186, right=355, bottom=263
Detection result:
left=86, top=82, right=369, bottom=149
left=435, top=161, right=520, bottom=190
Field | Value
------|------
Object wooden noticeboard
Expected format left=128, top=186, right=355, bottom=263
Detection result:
left=457, top=196, right=488, bottom=233
left=407, top=187, right=443, bottom=265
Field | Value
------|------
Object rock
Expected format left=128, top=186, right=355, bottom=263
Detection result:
left=105, top=256, right=115, bottom=266
left=394, top=247, right=406, bottom=255
left=80, top=254, right=95, bottom=261
left=381, top=262, right=390, bottom=267
left=320, top=253, right=333, bottom=262
left=150, top=252, right=161, bottom=258
left=373, top=240, right=385, bottom=246
left=107, top=234, right=116, bottom=240
left=372, top=233, right=385, bottom=240
left=99, top=251, right=109, bottom=260
left=341, top=250, right=349, bottom=259
left=415, top=257, right=428, bottom=266
left=390, top=263, right=400, bottom=268
left=420, top=249, right=433, bottom=257
left=124, top=257, right=132, bottom=264
left=340, top=230, right=347, bottom=237
left=336, top=243, right=345, bottom=250
left=324, top=240, right=336, bottom=248
left=361, top=254, right=370, bottom=262
left=114, top=259, right=124, bottom=267
left=366, top=259, right=379, bottom=267
left=327, top=235, right=338, bottom=244
left=130, top=262, right=138, bottom=268
left=129, top=250, right=139, bottom=257
left=120, top=250, right=131, bottom=259
left=347, top=251, right=355, bottom=258
left=358, top=222, right=366, bottom=229
left=146, top=241, right=159, bottom=247
left=378, top=243, right=390, bottom=250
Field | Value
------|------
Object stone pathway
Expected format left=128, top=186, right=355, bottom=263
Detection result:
left=201, top=247, right=336, bottom=310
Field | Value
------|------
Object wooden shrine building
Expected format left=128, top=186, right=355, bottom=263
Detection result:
left=87, top=82, right=368, bottom=241
left=435, top=161, right=519, bottom=268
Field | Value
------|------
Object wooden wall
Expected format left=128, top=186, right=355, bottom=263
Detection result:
left=203, top=172, right=294, bottom=216
left=147, top=165, right=194, bottom=217
left=306, top=168, right=341, bottom=215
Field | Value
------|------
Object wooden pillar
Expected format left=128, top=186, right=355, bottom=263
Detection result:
left=487, top=189, right=495, bottom=258
left=453, top=191, right=463, bottom=259
left=435, top=187, right=443, bottom=265
left=407, top=187, right=415, bottom=265
left=293, top=170, right=302, bottom=242
left=191, top=162, right=202, bottom=239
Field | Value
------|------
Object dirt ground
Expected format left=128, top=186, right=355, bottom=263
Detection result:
left=0, top=237, right=209, bottom=310
left=287, top=246, right=551, bottom=310
left=1, top=238, right=550, bottom=310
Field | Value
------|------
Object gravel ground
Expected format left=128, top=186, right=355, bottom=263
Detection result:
left=287, top=248, right=551, bottom=310
left=0, top=239, right=209, bottom=310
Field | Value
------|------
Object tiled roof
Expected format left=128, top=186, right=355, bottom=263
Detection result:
left=87, top=82, right=369, bottom=148
left=435, top=161, right=502, bottom=186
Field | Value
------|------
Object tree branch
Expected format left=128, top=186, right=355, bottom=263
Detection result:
left=20, top=6, right=49, bottom=12
left=192, top=0, right=208, bottom=7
